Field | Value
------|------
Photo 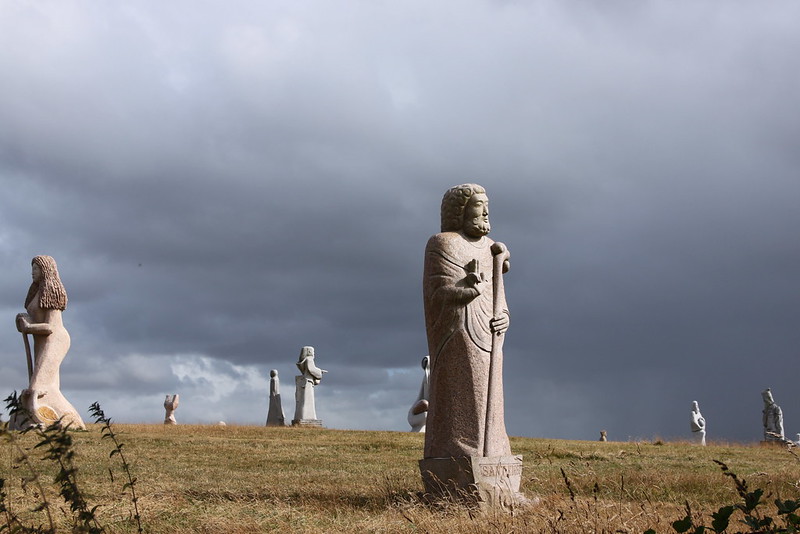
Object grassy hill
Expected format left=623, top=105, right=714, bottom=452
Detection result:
left=2, top=423, right=799, bottom=533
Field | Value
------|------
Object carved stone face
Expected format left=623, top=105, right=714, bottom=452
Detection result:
left=462, top=192, right=491, bottom=238
left=32, top=263, right=42, bottom=283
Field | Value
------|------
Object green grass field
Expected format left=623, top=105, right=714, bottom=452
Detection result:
left=3, top=424, right=800, bottom=533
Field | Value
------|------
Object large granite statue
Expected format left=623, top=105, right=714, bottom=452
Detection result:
left=164, top=394, right=179, bottom=425
left=266, top=369, right=286, bottom=426
left=762, top=388, right=785, bottom=442
left=292, top=346, right=326, bottom=427
left=690, top=400, right=706, bottom=446
left=407, top=355, right=430, bottom=432
left=419, top=184, right=523, bottom=507
left=11, top=256, right=85, bottom=430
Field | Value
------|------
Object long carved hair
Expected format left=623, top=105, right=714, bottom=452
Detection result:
left=440, top=183, right=486, bottom=232
left=24, top=255, right=68, bottom=311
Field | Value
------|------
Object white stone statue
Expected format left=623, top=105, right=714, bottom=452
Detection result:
left=164, top=394, right=179, bottom=425
left=419, top=184, right=523, bottom=507
left=599, top=430, right=607, bottom=442
left=266, top=369, right=286, bottom=426
left=292, top=346, right=326, bottom=427
left=407, top=356, right=430, bottom=432
left=762, top=388, right=786, bottom=442
left=11, top=256, right=85, bottom=430
left=690, top=400, right=706, bottom=446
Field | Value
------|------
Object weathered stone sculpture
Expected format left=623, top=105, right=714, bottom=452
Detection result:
left=164, top=394, right=179, bottom=425
left=266, top=369, right=286, bottom=426
left=407, top=356, right=430, bottom=432
left=599, top=430, right=607, bottom=442
left=762, top=388, right=786, bottom=442
left=690, top=400, right=706, bottom=446
left=292, top=346, right=326, bottom=427
left=419, top=184, right=523, bottom=508
left=11, top=256, right=85, bottom=430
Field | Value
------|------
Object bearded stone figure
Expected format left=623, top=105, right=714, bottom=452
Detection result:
left=12, top=256, right=85, bottom=430
left=419, top=184, right=523, bottom=507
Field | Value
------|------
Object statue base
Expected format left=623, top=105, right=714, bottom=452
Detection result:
left=292, top=419, right=323, bottom=428
left=419, top=455, right=524, bottom=509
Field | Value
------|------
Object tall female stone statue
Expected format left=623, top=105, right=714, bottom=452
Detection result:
left=407, top=355, right=430, bottom=432
left=690, top=400, right=706, bottom=445
left=12, top=255, right=85, bottom=430
left=420, top=184, right=523, bottom=507
left=292, top=346, right=326, bottom=427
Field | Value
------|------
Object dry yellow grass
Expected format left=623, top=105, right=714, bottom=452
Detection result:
left=2, top=424, right=800, bottom=533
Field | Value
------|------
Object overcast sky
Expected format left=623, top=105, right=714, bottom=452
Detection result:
left=1, top=1, right=799, bottom=443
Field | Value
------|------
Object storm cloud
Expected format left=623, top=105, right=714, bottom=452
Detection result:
left=1, top=1, right=799, bottom=442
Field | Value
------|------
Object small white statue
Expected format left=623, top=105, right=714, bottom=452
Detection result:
left=690, top=400, right=706, bottom=446
left=164, top=394, right=179, bottom=425
left=12, top=256, right=85, bottom=430
left=407, top=356, right=430, bottom=432
left=599, top=430, right=607, bottom=442
left=266, top=369, right=286, bottom=426
left=292, top=346, right=326, bottom=426
left=762, top=388, right=786, bottom=442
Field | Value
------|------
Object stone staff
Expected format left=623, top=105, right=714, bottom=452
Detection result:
left=18, top=316, right=33, bottom=381
left=484, top=241, right=510, bottom=457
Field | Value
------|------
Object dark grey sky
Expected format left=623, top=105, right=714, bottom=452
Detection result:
left=1, top=1, right=799, bottom=442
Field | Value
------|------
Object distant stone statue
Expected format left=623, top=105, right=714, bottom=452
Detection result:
left=762, top=388, right=786, bottom=442
left=292, top=346, right=326, bottom=427
left=690, top=401, right=706, bottom=445
left=266, top=369, right=286, bottom=426
left=11, top=256, right=85, bottom=430
left=599, top=430, right=607, bottom=442
left=419, top=184, right=523, bottom=507
left=407, top=356, right=430, bottom=432
left=164, top=394, right=179, bottom=425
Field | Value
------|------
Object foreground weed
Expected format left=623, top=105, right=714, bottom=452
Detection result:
left=1, top=393, right=112, bottom=533
left=1, top=392, right=56, bottom=533
left=88, top=402, right=142, bottom=534
left=648, top=459, right=800, bottom=534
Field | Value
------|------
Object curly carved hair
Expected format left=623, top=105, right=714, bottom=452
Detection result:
left=440, top=183, right=486, bottom=232
left=25, top=255, right=68, bottom=311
